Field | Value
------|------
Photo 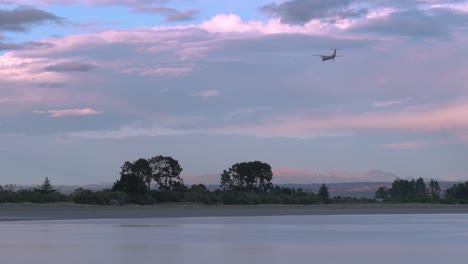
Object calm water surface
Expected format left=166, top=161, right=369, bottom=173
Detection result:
left=1, top=214, right=467, bottom=264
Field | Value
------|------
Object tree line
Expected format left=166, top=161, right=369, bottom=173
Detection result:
left=2, top=154, right=468, bottom=205
left=0, top=155, right=335, bottom=205
left=375, top=177, right=468, bottom=204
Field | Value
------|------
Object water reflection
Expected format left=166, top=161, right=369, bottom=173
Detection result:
left=1, top=214, right=467, bottom=264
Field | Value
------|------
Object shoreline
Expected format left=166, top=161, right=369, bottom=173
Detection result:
left=1, top=203, right=468, bottom=221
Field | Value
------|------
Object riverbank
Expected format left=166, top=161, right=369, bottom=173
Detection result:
left=1, top=203, right=468, bottom=221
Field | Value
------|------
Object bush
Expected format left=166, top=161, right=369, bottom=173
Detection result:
left=72, top=188, right=129, bottom=205
left=221, top=192, right=261, bottom=205
left=128, top=194, right=155, bottom=205
left=150, top=190, right=184, bottom=203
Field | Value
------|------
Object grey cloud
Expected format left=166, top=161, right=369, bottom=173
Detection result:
left=260, top=0, right=358, bottom=25
left=94, top=0, right=171, bottom=6
left=0, top=6, right=63, bottom=32
left=259, top=0, right=467, bottom=25
left=23, top=41, right=54, bottom=49
left=0, top=42, right=21, bottom=50
left=44, top=62, right=97, bottom=72
left=133, top=6, right=198, bottom=22
left=351, top=8, right=468, bottom=38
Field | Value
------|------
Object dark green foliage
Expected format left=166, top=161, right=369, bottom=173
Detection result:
left=184, top=191, right=222, bottom=205
left=184, top=184, right=221, bottom=204
left=72, top=188, right=129, bottom=205
left=221, top=192, right=262, bottom=205
left=190, top=184, right=208, bottom=193
left=127, top=194, right=155, bottom=205
left=445, top=182, right=468, bottom=200
left=149, top=190, right=184, bottom=203
left=428, top=179, right=441, bottom=199
left=116, top=155, right=185, bottom=193
left=318, top=183, right=329, bottom=198
left=375, top=186, right=390, bottom=199
left=0, top=187, right=69, bottom=203
left=35, top=177, right=60, bottom=195
left=376, top=178, right=442, bottom=203
left=318, top=184, right=330, bottom=203
left=149, top=155, right=184, bottom=191
left=220, top=161, right=273, bottom=193
left=120, top=159, right=153, bottom=191
left=112, top=173, right=147, bottom=194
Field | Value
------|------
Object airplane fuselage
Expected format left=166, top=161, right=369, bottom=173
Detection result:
left=321, top=49, right=337, bottom=61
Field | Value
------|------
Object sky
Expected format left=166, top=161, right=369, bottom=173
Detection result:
left=1, top=0, right=468, bottom=185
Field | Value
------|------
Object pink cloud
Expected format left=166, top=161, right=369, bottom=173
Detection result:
left=372, top=98, right=411, bottom=107
left=195, top=89, right=220, bottom=98
left=208, top=102, right=468, bottom=138
left=0, top=53, right=66, bottom=83
left=16, top=0, right=168, bottom=6
left=157, top=13, right=332, bottom=35
left=67, top=125, right=192, bottom=138
left=0, top=96, right=42, bottom=104
left=32, top=108, right=103, bottom=117
left=380, top=141, right=432, bottom=150
left=121, top=67, right=192, bottom=77
left=380, top=138, right=468, bottom=150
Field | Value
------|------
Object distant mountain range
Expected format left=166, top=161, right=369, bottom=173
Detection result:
left=181, top=169, right=404, bottom=185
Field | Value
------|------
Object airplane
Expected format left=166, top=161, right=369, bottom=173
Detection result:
left=312, top=49, right=343, bottom=62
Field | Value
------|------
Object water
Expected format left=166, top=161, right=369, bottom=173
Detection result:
left=1, top=214, right=467, bottom=264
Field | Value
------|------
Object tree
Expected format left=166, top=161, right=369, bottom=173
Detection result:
left=149, top=155, right=184, bottom=191
left=190, top=184, right=208, bottom=193
left=112, top=173, right=147, bottom=194
left=220, top=161, right=273, bottom=193
left=414, top=177, right=428, bottom=197
left=390, top=178, right=414, bottom=200
left=445, top=182, right=468, bottom=200
left=120, top=159, right=152, bottom=191
left=318, top=183, right=329, bottom=198
left=428, top=179, right=441, bottom=199
left=375, top=186, right=390, bottom=200
left=35, top=177, right=59, bottom=195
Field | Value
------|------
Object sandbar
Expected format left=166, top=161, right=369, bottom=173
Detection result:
left=1, top=203, right=468, bottom=221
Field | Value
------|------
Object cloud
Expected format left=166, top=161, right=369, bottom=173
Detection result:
left=0, top=42, right=22, bottom=50
left=63, top=101, right=468, bottom=140
left=259, top=0, right=468, bottom=39
left=121, top=66, right=192, bottom=77
left=67, top=125, right=192, bottom=138
left=224, top=106, right=272, bottom=120
left=13, top=0, right=171, bottom=6
left=260, top=0, right=356, bottom=25
left=351, top=8, right=468, bottom=38
left=372, top=98, right=411, bottom=107
left=0, top=6, right=63, bottom=32
left=43, top=62, right=97, bottom=72
left=380, top=138, right=468, bottom=150
left=32, top=108, right=103, bottom=117
left=0, top=54, right=67, bottom=83
left=195, top=89, right=220, bottom=98
left=133, top=6, right=198, bottom=22
left=0, top=96, right=42, bottom=104
left=208, top=102, right=468, bottom=138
